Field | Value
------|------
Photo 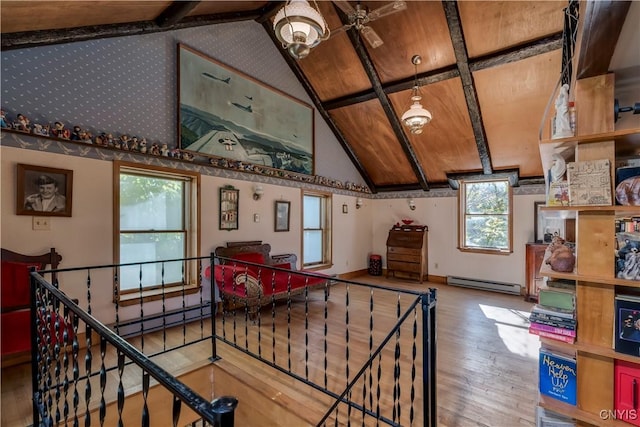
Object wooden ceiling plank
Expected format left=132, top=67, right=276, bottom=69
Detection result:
left=155, top=1, right=201, bottom=28
left=340, top=21, right=430, bottom=190
left=260, top=20, right=379, bottom=193
left=442, top=0, right=492, bottom=175
left=574, top=0, right=631, bottom=80
left=470, top=32, right=563, bottom=72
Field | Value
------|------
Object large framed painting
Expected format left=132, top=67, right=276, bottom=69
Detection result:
left=177, top=44, right=315, bottom=175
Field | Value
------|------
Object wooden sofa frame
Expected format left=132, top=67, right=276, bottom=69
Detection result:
left=1, top=247, right=62, bottom=367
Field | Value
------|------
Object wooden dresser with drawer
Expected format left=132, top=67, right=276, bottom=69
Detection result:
left=386, top=225, right=428, bottom=283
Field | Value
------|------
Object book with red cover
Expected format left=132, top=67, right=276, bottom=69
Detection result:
left=529, top=327, right=576, bottom=344
left=529, top=321, right=576, bottom=337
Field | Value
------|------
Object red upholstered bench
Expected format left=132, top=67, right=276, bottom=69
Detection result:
left=212, top=242, right=330, bottom=318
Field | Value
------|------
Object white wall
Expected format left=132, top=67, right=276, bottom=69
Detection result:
left=1, top=145, right=373, bottom=322
left=371, top=192, right=544, bottom=287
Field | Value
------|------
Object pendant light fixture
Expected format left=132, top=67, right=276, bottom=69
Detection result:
left=401, top=55, right=432, bottom=134
left=273, top=0, right=329, bottom=60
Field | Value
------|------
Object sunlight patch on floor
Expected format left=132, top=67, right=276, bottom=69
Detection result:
left=479, top=303, right=540, bottom=359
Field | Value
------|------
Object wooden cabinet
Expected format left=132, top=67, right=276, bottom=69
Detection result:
left=386, top=225, right=428, bottom=283
left=525, top=243, right=547, bottom=302
left=536, top=73, right=640, bottom=424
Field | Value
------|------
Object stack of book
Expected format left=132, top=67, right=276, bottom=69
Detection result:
left=529, top=280, right=576, bottom=344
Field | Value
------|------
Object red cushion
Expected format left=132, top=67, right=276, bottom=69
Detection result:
left=231, top=252, right=265, bottom=265
left=1, top=309, right=31, bottom=354
left=1, top=261, right=39, bottom=309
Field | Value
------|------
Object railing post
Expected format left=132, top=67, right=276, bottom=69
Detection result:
left=211, top=396, right=238, bottom=427
left=421, top=289, right=437, bottom=427
left=210, top=252, right=219, bottom=362
left=29, top=267, right=40, bottom=426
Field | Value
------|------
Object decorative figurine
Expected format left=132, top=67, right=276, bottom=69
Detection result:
left=32, top=123, right=50, bottom=136
left=14, top=113, right=31, bottom=132
left=552, top=83, right=573, bottom=139
left=105, top=133, right=115, bottom=147
left=52, top=121, right=70, bottom=139
left=139, top=138, right=147, bottom=154
left=80, top=130, right=93, bottom=144
left=70, top=125, right=82, bottom=141
left=119, top=134, right=130, bottom=150
left=0, top=110, right=9, bottom=128
left=149, top=142, right=159, bottom=155
left=130, top=136, right=139, bottom=152
left=160, top=143, right=169, bottom=156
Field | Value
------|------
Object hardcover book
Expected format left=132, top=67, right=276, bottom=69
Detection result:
left=538, top=288, right=576, bottom=311
left=533, top=304, right=575, bottom=320
left=529, top=322, right=576, bottom=337
left=566, top=159, right=612, bottom=206
left=536, top=406, right=576, bottom=427
left=530, top=328, right=576, bottom=344
left=539, top=348, right=577, bottom=405
left=615, top=294, right=640, bottom=356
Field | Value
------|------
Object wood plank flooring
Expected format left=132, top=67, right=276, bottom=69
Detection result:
left=0, top=276, right=540, bottom=426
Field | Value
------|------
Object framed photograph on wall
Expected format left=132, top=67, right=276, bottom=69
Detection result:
left=219, top=185, right=239, bottom=231
left=275, top=200, right=290, bottom=232
left=16, top=163, right=73, bottom=217
left=177, top=44, right=314, bottom=175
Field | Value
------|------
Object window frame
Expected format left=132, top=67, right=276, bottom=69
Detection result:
left=458, top=178, right=513, bottom=255
left=113, top=161, right=201, bottom=305
left=301, top=190, right=332, bottom=270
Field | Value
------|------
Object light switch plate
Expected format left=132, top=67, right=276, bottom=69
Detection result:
left=33, top=217, right=50, bottom=230
left=254, top=213, right=260, bottom=223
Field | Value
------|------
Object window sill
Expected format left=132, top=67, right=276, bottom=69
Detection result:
left=457, top=247, right=512, bottom=256
left=302, top=263, right=333, bottom=272
left=117, top=284, right=200, bottom=306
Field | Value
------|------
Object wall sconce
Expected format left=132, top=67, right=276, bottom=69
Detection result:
left=408, top=199, right=416, bottom=210
left=273, top=0, right=329, bottom=60
left=356, top=198, right=363, bottom=209
left=401, top=55, right=432, bottom=134
left=253, top=185, right=264, bottom=200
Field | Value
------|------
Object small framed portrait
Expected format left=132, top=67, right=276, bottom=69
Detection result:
left=16, top=164, right=73, bottom=217
left=275, top=200, right=290, bottom=232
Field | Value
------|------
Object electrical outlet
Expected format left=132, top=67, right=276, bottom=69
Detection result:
left=32, top=217, right=50, bottom=231
left=434, top=262, right=439, bottom=269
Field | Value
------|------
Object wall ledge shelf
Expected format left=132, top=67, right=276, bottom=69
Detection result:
left=541, top=205, right=640, bottom=213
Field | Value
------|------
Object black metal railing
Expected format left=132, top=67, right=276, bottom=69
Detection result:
left=212, top=254, right=437, bottom=426
left=29, top=254, right=436, bottom=426
left=29, top=258, right=233, bottom=426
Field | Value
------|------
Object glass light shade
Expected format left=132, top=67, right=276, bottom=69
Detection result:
left=401, top=95, right=432, bottom=134
left=273, top=0, right=326, bottom=59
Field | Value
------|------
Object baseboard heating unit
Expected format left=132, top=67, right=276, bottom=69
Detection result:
left=446, top=276, right=521, bottom=295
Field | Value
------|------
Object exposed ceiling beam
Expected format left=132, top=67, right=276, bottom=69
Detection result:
left=155, top=1, right=201, bottom=28
left=442, top=0, right=493, bottom=176
left=324, top=67, right=459, bottom=111
left=260, top=20, right=379, bottom=194
left=469, top=32, right=563, bottom=72
left=574, top=0, right=631, bottom=79
left=1, top=10, right=262, bottom=51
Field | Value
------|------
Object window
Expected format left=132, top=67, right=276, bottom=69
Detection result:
left=114, top=162, right=200, bottom=303
left=459, top=179, right=512, bottom=254
left=302, top=191, right=332, bottom=268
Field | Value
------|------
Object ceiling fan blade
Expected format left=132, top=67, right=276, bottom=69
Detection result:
left=367, top=0, right=407, bottom=21
left=332, top=0, right=356, bottom=16
left=328, top=23, right=353, bottom=38
left=360, top=26, right=384, bottom=48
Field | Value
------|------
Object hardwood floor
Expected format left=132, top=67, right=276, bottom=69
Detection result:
left=0, top=276, right=540, bottom=426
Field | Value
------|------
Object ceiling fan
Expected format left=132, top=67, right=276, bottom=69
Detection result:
left=330, top=1, right=407, bottom=48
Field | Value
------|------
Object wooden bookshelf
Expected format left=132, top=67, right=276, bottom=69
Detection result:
left=536, top=73, right=640, bottom=425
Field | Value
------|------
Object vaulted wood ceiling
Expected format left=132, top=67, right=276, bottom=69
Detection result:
left=1, top=1, right=632, bottom=193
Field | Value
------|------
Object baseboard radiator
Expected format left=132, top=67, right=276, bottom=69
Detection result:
left=446, top=276, right=521, bottom=295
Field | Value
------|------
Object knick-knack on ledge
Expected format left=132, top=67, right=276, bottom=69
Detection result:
left=552, top=83, right=574, bottom=139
